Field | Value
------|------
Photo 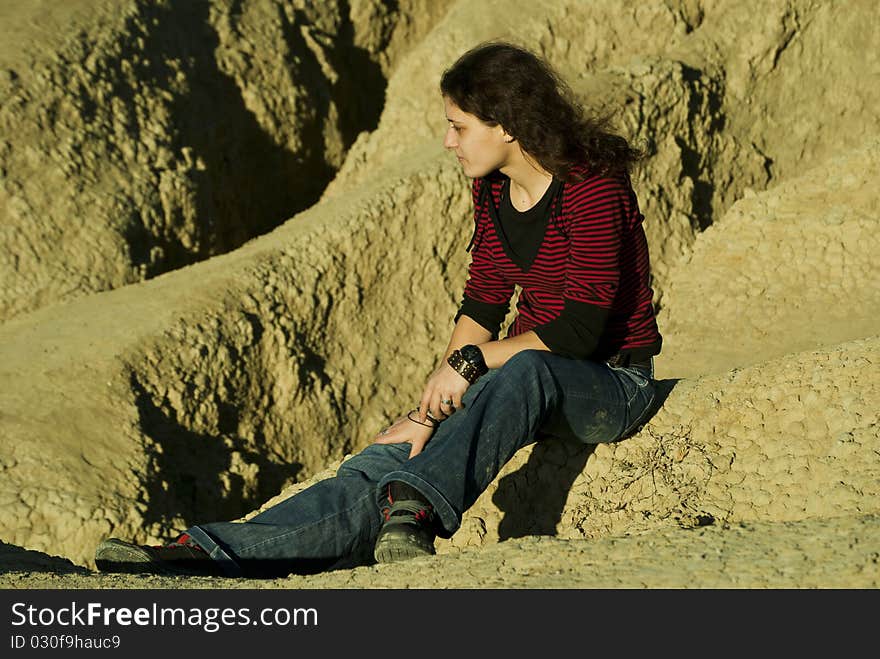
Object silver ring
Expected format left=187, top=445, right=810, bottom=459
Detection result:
left=441, top=398, right=453, bottom=405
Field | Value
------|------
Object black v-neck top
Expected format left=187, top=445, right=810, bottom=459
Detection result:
left=494, top=177, right=562, bottom=271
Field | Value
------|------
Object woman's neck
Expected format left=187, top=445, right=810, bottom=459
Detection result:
left=503, top=166, right=554, bottom=211
left=498, top=146, right=554, bottom=210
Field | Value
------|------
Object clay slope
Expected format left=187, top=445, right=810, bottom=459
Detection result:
left=0, top=0, right=878, bottom=587
left=0, top=0, right=451, bottom=321
left=656, top=136, right=880, bottom=379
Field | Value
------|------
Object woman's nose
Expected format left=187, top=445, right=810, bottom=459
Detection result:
left=444, top=127, right=457, bottom=149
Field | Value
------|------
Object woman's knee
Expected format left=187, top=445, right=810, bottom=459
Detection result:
left=336, top=442, right=410, bottom=481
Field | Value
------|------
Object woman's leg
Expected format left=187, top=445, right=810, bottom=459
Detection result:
left=185, top=442, right=412, bottom=577
left=378, top=350, right=655, bottom=537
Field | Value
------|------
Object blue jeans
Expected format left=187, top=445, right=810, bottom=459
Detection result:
left=185, top=350, right=656, bottom=577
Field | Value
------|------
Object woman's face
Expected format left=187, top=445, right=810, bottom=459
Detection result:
left=443, top=96, right=510, bottom=178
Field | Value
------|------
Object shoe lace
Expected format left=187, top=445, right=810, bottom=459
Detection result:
left=382, top=500, right=433, bottom=527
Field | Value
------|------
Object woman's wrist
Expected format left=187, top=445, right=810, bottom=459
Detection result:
left=447, top=344, right=488, bottom=383
left=407, top=409, right=440, bottom=429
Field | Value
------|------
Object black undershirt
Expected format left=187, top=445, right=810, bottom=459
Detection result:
left=496, top=177, right=561, bottom=271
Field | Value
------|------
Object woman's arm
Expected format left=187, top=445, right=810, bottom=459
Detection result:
left=373, top=315, right=493, bottom=459
left=440, top=314, right=492, bottom=360
left=418, top=318, right=550, bottom=423
left=471, top=330, right=549, bottom=369
left=374, top=320, right=551, bottom=458
left=413, top=315, right=490, bottom=426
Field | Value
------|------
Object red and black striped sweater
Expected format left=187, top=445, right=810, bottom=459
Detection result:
left=455, top=165, right=662, bottom=363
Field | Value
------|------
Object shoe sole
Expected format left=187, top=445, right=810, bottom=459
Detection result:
left=95, top=539, right=182, bottom=576
left=373, top=530, right=436, bottom=564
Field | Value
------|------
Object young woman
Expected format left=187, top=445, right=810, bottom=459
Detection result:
left=95, top=42, right=662, bottom=577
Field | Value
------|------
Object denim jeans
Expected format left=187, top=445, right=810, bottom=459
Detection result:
left=185, top=350, right=656, bottom=577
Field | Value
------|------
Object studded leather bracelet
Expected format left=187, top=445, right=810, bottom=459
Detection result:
left=447, top=345, right=488, bottom=384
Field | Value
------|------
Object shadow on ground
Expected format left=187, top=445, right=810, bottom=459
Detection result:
left=493, top=378, right=680, bottom=539
left=0, top=542, right=90, bottom=575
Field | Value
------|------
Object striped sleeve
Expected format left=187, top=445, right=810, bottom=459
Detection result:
left=455, top=178, right=514, bottom=335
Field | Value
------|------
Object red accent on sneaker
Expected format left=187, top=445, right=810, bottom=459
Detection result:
left=149, top=533, right=205, bottom=553
left=413, top=508, right=432, bottom=522
left=382, top=484, right=395, bottom=521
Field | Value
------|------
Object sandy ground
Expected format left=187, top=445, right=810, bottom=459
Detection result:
left=3, top=513, right=878, bottom=589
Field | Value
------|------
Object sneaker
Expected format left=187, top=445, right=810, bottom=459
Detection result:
left=373, top=483, right=437, bottom=563
left=95, top=533, right=225, bottom=576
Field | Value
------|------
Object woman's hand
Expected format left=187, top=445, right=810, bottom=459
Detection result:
left=372, top=359, right=470, bottom=459
left=373, top=412, right=436, bottom=458
left=419, top=361, right=470, bottom=422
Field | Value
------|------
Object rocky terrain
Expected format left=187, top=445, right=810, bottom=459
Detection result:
left=0, top=0, right=877, bottom=589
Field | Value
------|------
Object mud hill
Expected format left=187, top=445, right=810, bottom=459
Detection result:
left=0, top=0, right=878, bottom=589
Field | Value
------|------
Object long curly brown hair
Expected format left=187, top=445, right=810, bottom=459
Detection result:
left=440, top=41, right=643, bottom=181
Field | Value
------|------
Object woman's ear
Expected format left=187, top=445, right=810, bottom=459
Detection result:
left=497, top=123, right=515, bottom=143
